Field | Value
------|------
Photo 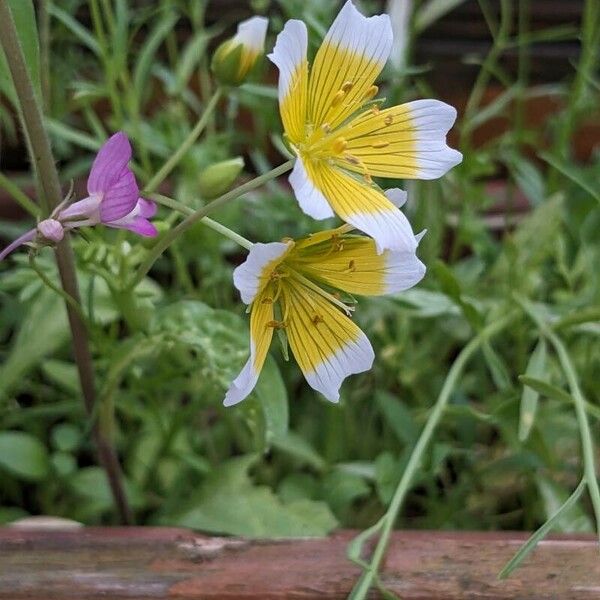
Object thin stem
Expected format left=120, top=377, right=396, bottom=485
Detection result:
left=131, top=159, right=294, bottom=287
left=150, top=193, right=254, bottom=250
left=550, top=334, right=600, bottom=543
left=349, top=311, right=519, bottom=599
left=0, top=171, right=40, bottom=217
left=517, top=297, right=600, bottom=542
left=0, top=0, right=132, bottom=524
left=143, top=88, right=223, bottom=194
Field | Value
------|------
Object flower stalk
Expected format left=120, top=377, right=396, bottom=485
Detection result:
left=131, top=159, right=295, bottom=287
left=149, top=193, right=253, bottom=250
left=0, top=0, right=132, bottom=524
left=143, top=88, right=223, bottom=195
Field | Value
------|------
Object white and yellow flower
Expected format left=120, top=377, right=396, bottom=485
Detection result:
left=212, top=16, right=269, bottom=86
left=268, top=1, right=462, bottom=253
left=224, top=198, right=425, bottom=405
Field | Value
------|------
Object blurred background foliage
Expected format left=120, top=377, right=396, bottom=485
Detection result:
left=0, top=0, right=599, bottom=537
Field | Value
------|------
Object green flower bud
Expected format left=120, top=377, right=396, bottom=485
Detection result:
left=198, top=157, right=245, bottom=199
left=211, top=16, right=268, bottom=86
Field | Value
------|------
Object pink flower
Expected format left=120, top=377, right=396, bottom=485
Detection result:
left=0, top=132, right=157, bottom=261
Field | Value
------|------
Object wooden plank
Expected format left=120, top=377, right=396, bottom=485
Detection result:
left=0, top=527, right=598, bottom=599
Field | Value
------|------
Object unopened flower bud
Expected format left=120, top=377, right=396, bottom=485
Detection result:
left=211, top=16, right=268, bottom=86
left=198, top=157, right=245, bottom=199
left=37, top=219, right=64, bottom=243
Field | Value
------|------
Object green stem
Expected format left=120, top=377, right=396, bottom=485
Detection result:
left=0, top=171, right=40, bottom=217
left=517, top=296, right=600, bottom=542
left=143, top=88, right=223, bottom=194
left=0, top=0, right=133, bottom=525
left=349, top=310, right=518, bottom=599
left=150, top=193, right=254, bottom=250
left=131, top=159, right=294, bottom=287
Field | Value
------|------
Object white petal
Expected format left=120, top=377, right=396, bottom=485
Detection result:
left=403, top=99, right=463, bottom=179
left=384, top=188, right=407, bottom=208
left=304, top=331, right=374, bottom=402
left=233, top=242, right=290, bottom=305
left=224, top=349, right=260, bottom=407
left=383, top=250, right=426, bottom=293
left=346, top=207, right=417, bottom=255
left=267, top=19, right=307, bottom=104
left=234, top=16, right=268, bottom=53
left=325, top=1, right=393, bottom=69
left=289, top=157, right=334, bottom=220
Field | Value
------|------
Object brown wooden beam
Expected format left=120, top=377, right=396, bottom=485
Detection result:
left=0, top=527, right=598, bottom=599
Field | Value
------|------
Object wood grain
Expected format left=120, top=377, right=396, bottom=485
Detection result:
left=0, top=527, right=599, bottom=599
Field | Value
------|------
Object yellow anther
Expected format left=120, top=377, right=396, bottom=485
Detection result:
left=331, top=137, right=348, bottom=153
left=371, top=105, right=380, bottom=116
left=270, top=269, right=288, bottom=281
left=341, top=81, right=354, bottom=93
left=346, top=260, right=356, bottom=273
left=384, top=115, right=394, bottom=126
left=281, top=236, right=294, bottom=243
left=364, top=85, right=378, bottom=101
left=266, top=320, right=286, bottom=329
left=321, top=123, right=331, bottom=134
left=261, top=297, right=273, bottom=304
left=344, top=153, right=360, bottom=165
left=363, top=173, right=373, bottom=184
left=372, top=141, right=389, bottom=149
left=331, top=90, right=346, bottom=107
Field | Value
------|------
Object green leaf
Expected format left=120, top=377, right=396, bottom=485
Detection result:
left=0, top=431, right=50, bottom=481
left=536, top=477, right=593, bottom=533
left=375, top=391, right=418, bottom=445
left=518, top=339, right=547, bottom=441
left=253, top=356, right=289, bottom=444
left=49, top=4, right=101, bottom=56
left=133, top=11, right=179, bottom=94
left=271, top=431, right=327, bottom=472
left=499, top=479, right=586, bottom=579
left=0, top=0, right=41, bottom=106
left=0, top=289, right=69, bottom=400
left=70, top=467, right=145, bottom=513
left=539, top=151, right=600, bottom=204
left=415, top=0, right=468, bottom=32
left=167, top=455, right=337, bottom=537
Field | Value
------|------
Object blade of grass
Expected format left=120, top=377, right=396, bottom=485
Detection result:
left=499, top=479, right=586, bottom=578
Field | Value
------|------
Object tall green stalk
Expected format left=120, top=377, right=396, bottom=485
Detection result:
left=0, top=0, right=133, bottom=524
left=349, top=311, right=518, bottom=599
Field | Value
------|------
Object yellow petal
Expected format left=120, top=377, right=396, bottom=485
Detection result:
left=281, top=278, right=374, bottom=402
left=307, top=1, right=392, bottom=136
left=336, top=99, right=462, bottom=179
left=291, top=228, right=426, bottom=296
left=268, top=20, right=309, bottom=145
left=306, top=161, right=417, bottom=253
left=224, top=286, right=276, bottom=406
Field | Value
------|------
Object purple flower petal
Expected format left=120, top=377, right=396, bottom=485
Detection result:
left=0, top=229, right=36, bottom=261
left=136, top=198, right=157, bottom=219
left=106, top=198, right=158, bottom=237
left=87, top=132, right=132, bottom=196
left=99, top=166, right=140, bottom=223
left=108, top=217, right=158, bottom=237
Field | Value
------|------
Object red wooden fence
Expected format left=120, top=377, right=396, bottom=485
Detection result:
left=0, top=527, right=598, bottom=598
